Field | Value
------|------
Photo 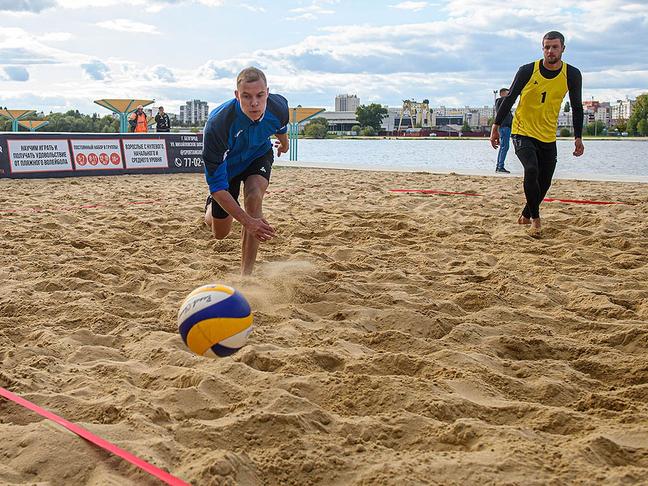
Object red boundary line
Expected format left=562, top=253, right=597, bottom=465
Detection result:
left=0, top=386, right=189, bottom=486
left=389, top=189, right=482, bottom=196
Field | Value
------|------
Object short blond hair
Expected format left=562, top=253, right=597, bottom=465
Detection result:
left=236, top=67, right=267, bottom=88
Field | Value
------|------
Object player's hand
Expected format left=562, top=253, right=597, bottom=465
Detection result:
left=245, top=217, right=276, bottom=242
left=274, top=139, right=289, bottom=157
left=573, top=138, right=584, bottom=157
left=490, top=125, right=500, bottom=149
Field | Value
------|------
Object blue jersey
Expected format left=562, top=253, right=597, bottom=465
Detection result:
left=202, top=93, right=289, bottom=193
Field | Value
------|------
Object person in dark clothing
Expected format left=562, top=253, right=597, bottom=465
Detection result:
left=155, top=106, right=171, bottom=132
left=494, top=88, right=513, bottom=173
left=490, top=31, right=584, bottom=236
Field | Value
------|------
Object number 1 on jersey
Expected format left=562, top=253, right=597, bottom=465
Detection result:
left=540, top=91, right=547, bottom=103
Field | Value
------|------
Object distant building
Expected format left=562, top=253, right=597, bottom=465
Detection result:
left=335, top=94, right=360, bottom=112
left=611, top=98, right=635, bottom=124
left=179, top=99, right=209, bottom=125
left=583, top=100, right=613, bottom=127
left=318, top=111, right=359, bottom=133
left=558, top=110, right=573, bottom=128
left=431, top=106, right=492, bottom=129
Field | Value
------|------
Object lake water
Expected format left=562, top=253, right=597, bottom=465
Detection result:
left=278, top=139, right=648, bottom=182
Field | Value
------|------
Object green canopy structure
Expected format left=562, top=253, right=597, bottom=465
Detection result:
left=288, top=107, right=325, bottom=161
left=18, top=120, right=49, bottom=132
left=0, top=109, right=37, bottom=132
left=94, top=99, right=154, bottom=133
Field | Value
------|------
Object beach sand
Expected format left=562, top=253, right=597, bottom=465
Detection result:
left=1, top=167, right=647, bottom=485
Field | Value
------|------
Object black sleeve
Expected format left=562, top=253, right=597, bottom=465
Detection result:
left=567, top=65, right=584, bottom=139
left=494, top=63, right=534, bottom=126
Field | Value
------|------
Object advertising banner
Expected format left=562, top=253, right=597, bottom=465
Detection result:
left=0, top=133, right=203, bottom=179
left=7, top=139, right=72, bottom=174
left=122, top=139, right=168, bottom=169
left=71, top=139, right=123, bottom=170
left=166, top=134, right=205, bottom=172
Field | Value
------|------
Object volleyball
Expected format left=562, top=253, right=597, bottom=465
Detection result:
left=178, top=284, right=253, bottom=357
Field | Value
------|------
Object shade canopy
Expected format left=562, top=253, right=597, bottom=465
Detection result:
left=94, top=99, right=154, bottom=114
left=0, top=109, right=36, bottom=121
left=289, top=107, right=325, bottom=124
left=18, top=120, right=49, bottom=131
left=94, top=99, right=155, bottom=133
left=287, top=107, right=325, bottom=162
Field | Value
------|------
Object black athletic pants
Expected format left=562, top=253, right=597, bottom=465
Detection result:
left=512, top=135, right=557, bottom=219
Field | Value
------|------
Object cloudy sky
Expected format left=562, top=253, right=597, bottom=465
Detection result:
left=1, top=0, right=647, bottom=115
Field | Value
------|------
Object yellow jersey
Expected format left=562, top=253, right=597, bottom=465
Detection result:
left=512, top=60, right=568, bottom=143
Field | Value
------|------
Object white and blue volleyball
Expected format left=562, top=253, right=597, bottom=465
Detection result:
left=178, top=284, right=253, bottom=357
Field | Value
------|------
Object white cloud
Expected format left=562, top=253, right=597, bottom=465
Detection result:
left=389, top=1, right=429, bottom=11
left=240, top=3, right=265, bottom=12
left=40, top=32, right=74, bottom=42
left=55, top=0, right=224, bottom=10
left=96, top=19, right=159, bottom=34
left=287, top=2, right=335, bottom=21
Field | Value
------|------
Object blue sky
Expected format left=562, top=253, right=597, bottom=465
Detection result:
left=1, top=0, right=647, bottom=115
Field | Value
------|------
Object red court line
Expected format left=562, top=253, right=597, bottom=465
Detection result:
left=389, top=189, right=483, bottom=196
left=0, top=199, right=162, bottom=214
left=0, top=386, right=189, bottom=486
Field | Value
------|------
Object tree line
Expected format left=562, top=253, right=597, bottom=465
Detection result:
left=0, top=110, right=119, bottom=132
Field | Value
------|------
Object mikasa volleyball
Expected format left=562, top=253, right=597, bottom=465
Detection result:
left=178, top=284, right=253, bottom=357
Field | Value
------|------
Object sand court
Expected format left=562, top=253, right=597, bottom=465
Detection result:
left=1, top=168, right=648, bottom=484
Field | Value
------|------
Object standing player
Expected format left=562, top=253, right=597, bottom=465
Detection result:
left=490, top=31, right=584, bottom=235
left=203, top=67, right=289, bottom=275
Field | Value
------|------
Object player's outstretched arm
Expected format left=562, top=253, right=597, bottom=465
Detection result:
left=212, top=190, right=275, bottom=242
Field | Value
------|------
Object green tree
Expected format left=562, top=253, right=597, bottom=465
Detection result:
left=584, top=121, right=605, bottom=136
left=360, top=126, right=376, bottom=136
left=351, top=124, right=361, bottom=135
left=303, top=119, right=328, bottom=138
left=612, top=120, right=627, bottom=133
left=637, top=119, right=648, bottom=136
left=356, top=103, right=387, bottom=131
left=628, top=93, right=648, bottom=136
left=564, top=101, right=571, bottom=112
left=461, top=121, right=472, bottom=133
left=560, top=127, right=571, bottom=137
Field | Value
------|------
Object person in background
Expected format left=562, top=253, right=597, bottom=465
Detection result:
left=494, top=88, right=512, bottom=173
left=129, top=105, right=148, bottom=133
left=155, top=106, right=171, bottom=133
